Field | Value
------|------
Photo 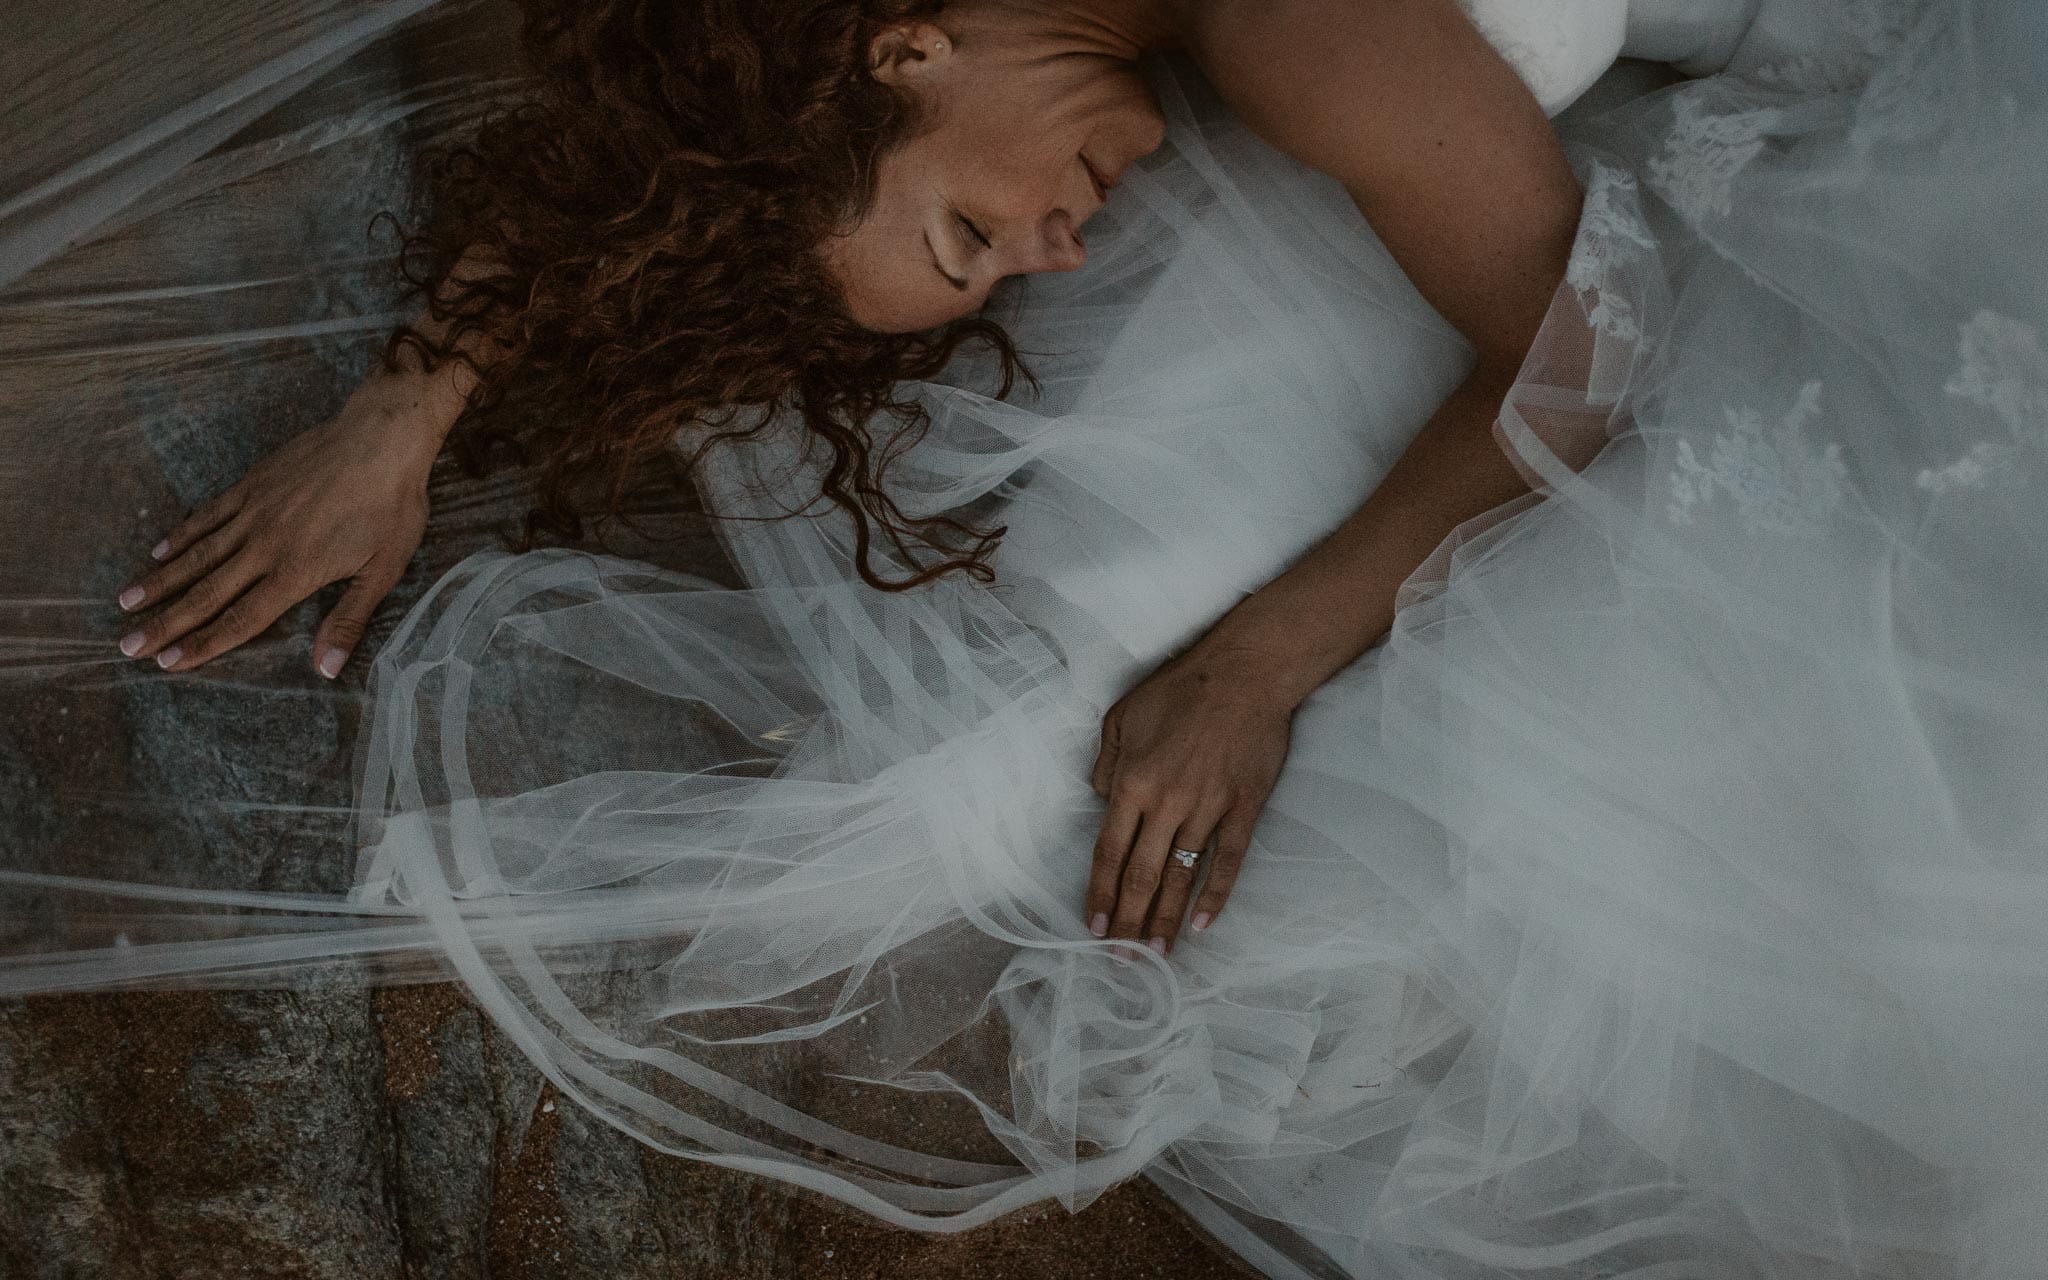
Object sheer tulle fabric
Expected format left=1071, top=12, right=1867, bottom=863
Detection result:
left=6, top=2, right=2046, bottom=1276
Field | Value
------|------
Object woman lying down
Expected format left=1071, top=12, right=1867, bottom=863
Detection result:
left=11, top=0, right=2048, bottom=1276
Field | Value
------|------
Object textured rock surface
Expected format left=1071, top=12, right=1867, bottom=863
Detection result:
left=0, top=983, right=1255, bottom=1279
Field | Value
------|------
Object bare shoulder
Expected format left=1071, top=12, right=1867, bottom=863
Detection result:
left=1177, top=0, right=1547, bottom=188
left=1172, top=0, right=1583, bottom=367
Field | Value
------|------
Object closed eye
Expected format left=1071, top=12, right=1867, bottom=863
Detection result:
left=955, top=210, right=993, bottom=251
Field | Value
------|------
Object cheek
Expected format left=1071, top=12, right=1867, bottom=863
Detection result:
left=1112, top=80, right=1168, bottom=155
left=946, top=132, right=1067, bottom=215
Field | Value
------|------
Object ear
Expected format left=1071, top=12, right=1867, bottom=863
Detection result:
left=867, top=21, right=954, bottom=86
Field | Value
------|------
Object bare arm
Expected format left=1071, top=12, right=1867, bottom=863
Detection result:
left=382, top=240, right=516, bottom=429
left=1084, top=0, right=1583, bottom=949
left=341, top=237, right=517, bottom=475
left=1186, top=0, right=1581, bottom=697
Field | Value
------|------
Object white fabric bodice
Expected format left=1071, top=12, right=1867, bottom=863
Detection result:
left=1461, top=0, right=1773, bottom=113
left=1458, top=0, right=1630, bottom=114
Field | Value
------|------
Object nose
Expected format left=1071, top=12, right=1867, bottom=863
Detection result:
left=1033, top=208, right=1088, bottom=273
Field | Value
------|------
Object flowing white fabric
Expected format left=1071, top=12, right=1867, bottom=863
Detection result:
left=5, top=1, right=2047, bottom=1276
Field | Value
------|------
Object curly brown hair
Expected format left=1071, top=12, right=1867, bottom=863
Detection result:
left=382, top=0, right=1030, bottom=591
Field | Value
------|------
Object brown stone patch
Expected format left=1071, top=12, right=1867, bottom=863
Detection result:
left=773, top=1177, right=1264, bottom=1280
left=27, top=990, right=262, bottom=1190
left=485, top=1080, right=569, bottom=1279
left=17, top=990, right=321, bottom=1279
left=371, top=981, right=471, bottom=1101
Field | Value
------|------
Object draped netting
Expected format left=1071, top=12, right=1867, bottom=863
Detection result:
left=7, top=1, right=2048, bottom=1276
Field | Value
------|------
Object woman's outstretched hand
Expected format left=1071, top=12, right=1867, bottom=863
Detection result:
left=1086, top=641, right=1299, bottom=956
left=114, top=376, right=453, bottom=679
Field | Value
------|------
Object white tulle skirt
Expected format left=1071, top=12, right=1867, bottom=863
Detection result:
left=6, top=2, right=2046, bottom=1276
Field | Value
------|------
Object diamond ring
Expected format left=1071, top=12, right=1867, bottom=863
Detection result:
left=1170, top=847, right=1201, bottom=870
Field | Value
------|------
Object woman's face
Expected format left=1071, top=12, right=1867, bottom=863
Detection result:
left=823, top=18, right=1167, bottom=333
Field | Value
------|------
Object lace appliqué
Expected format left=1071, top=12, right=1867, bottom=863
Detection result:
left=1917, top=311, right=2048, bottom=494
left=1826, top=0, right=1932, bottom=48
left=1749, top=53, right=1877, bottom=96
left=1565, top=164, right=1656, bottom=341
left=1749, top=0, right=1931, bottom=96
left=1850, top=0, right=1955, bottom=149
left=1669, top=382, right=1847, bottom=536
left=1649, top=97, right=1785, bottom=223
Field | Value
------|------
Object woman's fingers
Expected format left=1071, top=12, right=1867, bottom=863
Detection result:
left=1189, top=805, right=1259, bottom=932
left=149, top=489, right=245, bottom=567
left=118, top=541, right=264, bottom=664
left=1142, top=843, right=1201, bottom=955
left=1142, top=803, right=1227, bottom=954
left=117, top=520, right=247, bottom=618
left=1085, top=793, right=1144, bottom=937
left=1109, top=789, right=1187, bottom=941
left=311, top=566, right=403, bottom=679
left=1088, top=715, right=1119, bottom=799
left=159, top=576, right=304, bottom=672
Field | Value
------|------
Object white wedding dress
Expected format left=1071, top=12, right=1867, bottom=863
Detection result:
left=5, top=1, right=2046, bottom=1276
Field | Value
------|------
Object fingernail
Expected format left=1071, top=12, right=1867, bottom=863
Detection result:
left=1191, top=911, right=1212, bottom=932
left=1088, top=912, right=1108, bottom=938
left=1147, top=936, right=1167, bottom=956
left=317, top=647, right=346, bottom=680
left=150, top=540, right=171, bottom=561
left=119, top=631, right=145, bottom=658
left=117, top=587, right=145, bottom=611
left=1110, top=944, right=1138, bottom=964
left=155, top=646, right=181, bottom=669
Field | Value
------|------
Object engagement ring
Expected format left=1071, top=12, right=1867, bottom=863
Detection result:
left=1170, top=847, right=1201, bottom=869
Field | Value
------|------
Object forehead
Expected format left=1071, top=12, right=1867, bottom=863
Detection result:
left=823, top=142, right=982, bottom=334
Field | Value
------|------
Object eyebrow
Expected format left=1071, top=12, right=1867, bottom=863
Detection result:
left=924, top=229, right=968, bottom=292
